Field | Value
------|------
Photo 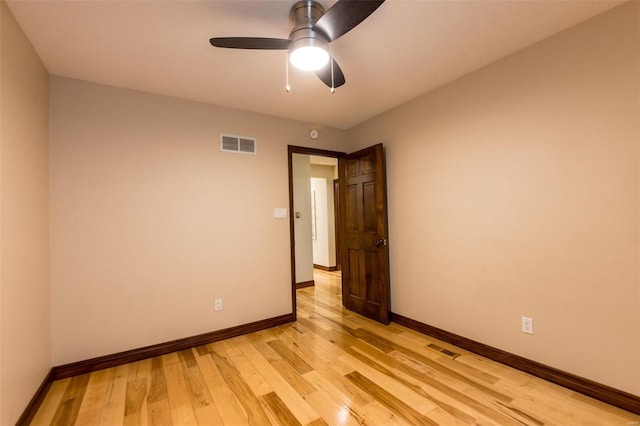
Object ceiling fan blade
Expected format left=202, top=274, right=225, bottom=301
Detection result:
left=209, top=37, right=291, bottom=50
left=315, top=58, right=346, bottom=89
left=313, top=0, right=384, bottom=42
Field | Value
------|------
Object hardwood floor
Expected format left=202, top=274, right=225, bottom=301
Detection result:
left=32, top=269, right=638, bottom=425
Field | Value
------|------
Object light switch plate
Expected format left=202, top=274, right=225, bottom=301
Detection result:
left=273, top=208, right=287, bottom=219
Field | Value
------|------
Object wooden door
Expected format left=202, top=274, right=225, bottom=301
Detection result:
left=339, top=144, right=390, bottom=324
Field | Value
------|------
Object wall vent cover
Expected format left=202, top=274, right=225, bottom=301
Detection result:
left=220, top=134, right=257, bottom=154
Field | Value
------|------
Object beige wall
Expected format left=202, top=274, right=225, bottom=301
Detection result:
left=348, top=2, right=639, bottom=395
left=49, top=77, right=347, bottom=365
left=310, top=164, right=337, bottom=268
left=0, top=1, right=51, bottom=423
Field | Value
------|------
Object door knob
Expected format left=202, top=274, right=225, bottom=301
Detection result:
left=375, top=238, right=387, bottom=247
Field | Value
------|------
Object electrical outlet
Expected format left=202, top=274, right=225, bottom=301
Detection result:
left=521, top=316, right=534, bottom=334
left=214, top=298, right=223, bottom=311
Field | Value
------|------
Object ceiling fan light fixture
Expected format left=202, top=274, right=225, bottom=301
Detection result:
left=210, top=0, right=385, bottom=88
left=289, top=38, right=329, bottom=71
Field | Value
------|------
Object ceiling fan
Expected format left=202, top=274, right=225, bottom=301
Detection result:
left=209, top=0, right=385, bottom=91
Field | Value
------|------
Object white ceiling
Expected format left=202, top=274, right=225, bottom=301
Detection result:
left=7, top=0, right=623, bottom=129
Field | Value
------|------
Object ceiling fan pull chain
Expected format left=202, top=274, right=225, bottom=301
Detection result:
left=330, top=55, right=335, bottom=94
left=285, top=52, right=291, bottom=93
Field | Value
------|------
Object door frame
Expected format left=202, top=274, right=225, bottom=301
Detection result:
left=333, top=178, right=341, bottom=271
left=288, top=145, right=345, bottom=321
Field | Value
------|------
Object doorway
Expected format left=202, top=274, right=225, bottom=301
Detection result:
left=288, top=144, right=391, bottom=324
left=288, top=146, right=344, bottom=321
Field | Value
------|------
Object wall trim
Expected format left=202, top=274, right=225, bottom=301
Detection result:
left=296, top=280, right=315, bottom=289
left=313, top=264, right=337, bottom=272
left=52, top=313, right=293, bottom=380
left=15, top=369, right=54, bottom=426
left=392, top=313, right=640, bottom=415
left=17, top=313, right=293, bottom=422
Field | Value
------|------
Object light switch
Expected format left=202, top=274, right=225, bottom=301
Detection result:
left=273, top=208, right=288, bottom=219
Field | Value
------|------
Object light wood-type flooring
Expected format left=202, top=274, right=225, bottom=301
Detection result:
left=32, top=270, right=638, bottom=425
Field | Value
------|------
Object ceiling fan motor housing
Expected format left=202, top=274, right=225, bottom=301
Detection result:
left=289, top=0, right=330, bottom=53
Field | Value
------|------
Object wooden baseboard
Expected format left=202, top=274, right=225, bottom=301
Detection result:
left=52, top=313, right=293, bottom=380
left=313, top=264, right=337, bottom=272
left=15, top=369, right=54, bottom=426
left=296, top=280, right=315, bottom=289
left=392, top=313, right=640, bottom=415
left=18, top=313, right=293, bottom=422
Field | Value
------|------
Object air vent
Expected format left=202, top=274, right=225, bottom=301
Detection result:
left=427, top=343, right=460, bottom=359
left=220, top=134, right=257, bottom=155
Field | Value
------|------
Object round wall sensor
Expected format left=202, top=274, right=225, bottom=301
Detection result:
left=309, top=129, right=319, bottom=140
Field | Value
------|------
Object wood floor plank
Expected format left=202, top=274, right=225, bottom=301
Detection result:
left=354, top=321, right=502, bottom=386
left=129, top=358, right=153, bottom=382
left=147, top=400, right=173, bottom=426
left=299, top=318, right=473, bottom=422
left=260, top=391, right=303, bottom=426
left=193, top=346, right=248, bottom=426
left=123, top=378, right=147, bottom=426
left=389, top=347, right=512, bottom=402
left=339, top=351, right=439, bottom=416
left=301, top=388, right=364, bottom=426
left=244, top=331, right=282, bottom=362
left=146, top=356, right=173, bottom=425
left=50, top=374, right=91, bottom=426
left=31, top=269, right=639, bottom=425
left=304, top=417, right=330, bottom=426
left=570, top=391, right=640, bottom=421
left=161, top=352, right=181, bottom=366
left=295, top=317, right=362, bottom=356
left=346, top=341, right=541, bottom=426
left=269, top=358, right=317, bottom=397
left=346, top=343, right=479, bottom=424
left=346, top=322, right=513, bottom=404
left=195, top=344, right=210, bottom=357
left=274, top=324, right=348, bottom=370
left=296, top=298, right=362, bottom=331
left=225, top=337, right=273, bottom=397
left=304, top=368, right=405, bottom=426
left=75, top=368, right=115, bottom=425
left=352, top=344, right=526, bottom=426
left=511, top=380, right=638, bottom=426
left=148, top=357, right=169, bottom=404
left=98, top=364, right=129, bottom=426
left=182, top=362, right=214, bottom=409
left=277, top=325, right=356, bottom=375
left=267, top=339, right=313, bottom=375
left=360, top=400, right=412, bottom=426
left=177, top=348, right=199, bottom=370
left=30, top=378, right=71, bottom=426
left=238, top=334, right=320, bottom=425
left=269, top=325, right=374, bottom=407
left=345, top=371, right=439, bottom=426
left=163, top=354, right=198, bottom=425
left=183, top=349, right=224, bottom=426
left=209, top=349, right=272, bottom=425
